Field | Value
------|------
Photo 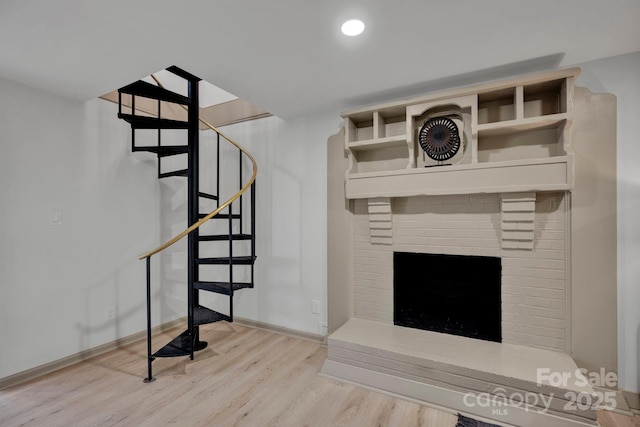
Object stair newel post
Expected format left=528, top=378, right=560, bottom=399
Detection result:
left=131, top=95, right=136, bottom=152
left=157, top=98, right=162, bottom=178
left=187, top=76, right=202, bottom=359
left=143, top=256, right=156, bottom=383
left=216, top=132, right=220, bottom=209
left=238, top=147, right=243, bottom=233
left=251, top=181, right=256, bottom=286
left=228, top=204, right=234, bottom=321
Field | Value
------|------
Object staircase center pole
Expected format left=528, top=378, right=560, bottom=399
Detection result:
left=187, top=77, right=201, bottom=359
left=143, top=256, right=155, bottom=383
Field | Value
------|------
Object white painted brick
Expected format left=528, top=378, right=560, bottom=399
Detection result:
left=354, top=287, right=393, bottom=299
left=393, top=236, right=501, bottom=249
left=502, top=211, right=535, bottom=222
left=502, top=257, right=564, bottom=270
left=502, top=276, right=565, bottom=290
left=502, top=285, right=565, bottom=300
left=502, top=266, right=565, bottom=280
left=502, top=248, right=565, bottom=260
left=502, top=322, right=565, bottom=339
left=354, top=279, right=392, bottom=290
left=368, top=212, right=392, bottom=222
left=369, top=221, right=392, bottom=230
left=354, top=256, right=393, bottom=267
left=502, top=294, right=565, bottom=310
left=370, top=236, right=392, bottom=245
left=502, top=304, right=565, bottom=320
left=534, top=230, right=564, bottom=240
left=502, top=230, right=535, bottom=241
left=355, top=249, right=392, bottom=259
left=355, top=307, right=393, bottom=322
left=502, top=312, right=566, bottom=329
left=501, top=240, right=534, bottom=250
left=354, top=269, right=391, bottom=280
left=356, top=300, right=390, bottom=312
left=370, top=228, right=393, bottom=237
left=394, top=228, right=499, bottom=239
left=352, top=191, right=567, bottom=353
left=502, top=201, right=536, bottom=212
left=501, top=222, right=535, bottom=231
left=502, top=331, right=564, bottom=351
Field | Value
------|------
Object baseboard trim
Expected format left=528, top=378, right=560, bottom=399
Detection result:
left=0, top=318, right=185, bottom=391
left=234, top=316, right=326, bottom=344
left=0, top=316, right=325, bottom=390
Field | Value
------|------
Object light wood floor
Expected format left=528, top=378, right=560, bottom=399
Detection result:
left=0, top=323, right=459, bottom=427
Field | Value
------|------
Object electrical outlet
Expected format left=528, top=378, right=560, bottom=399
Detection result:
left=311, top=300, right=320, bottom=314
left=49, top=208, right=63, bottom=226
left=106, top=305, right=116, bottom=321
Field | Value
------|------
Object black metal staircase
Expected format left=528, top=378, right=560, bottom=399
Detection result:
left=117, top=66, right=257, bottom=382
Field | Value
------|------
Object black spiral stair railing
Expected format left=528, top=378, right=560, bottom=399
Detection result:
left=117, top=66, right=257, bottom=382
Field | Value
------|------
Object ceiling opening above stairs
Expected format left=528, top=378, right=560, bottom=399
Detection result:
left=101, top=68, right=271, bottom=128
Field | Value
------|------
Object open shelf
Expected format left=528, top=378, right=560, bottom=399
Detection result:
left=524, top=79, right=566, bottom=118
left=341, top=68, right=577, bottom=196
left=478, top=87, right=515, bottom=124
left=347, top=135, right=407, bottom=151
left=346, top=112, right=374, bottom=143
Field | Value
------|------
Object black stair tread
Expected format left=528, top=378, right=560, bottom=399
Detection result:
left=194, top=281, right=253, bottom=295
left=118, top=80, right=191, bottom=105
left=198, top=233, right=253, bottom=241
left=117, top=113, right=189, bottom=129
left=194, top=305, right=230, bottom=325
left=153, top=329, right=194, bottom=358
left=166, top=66, right=202, bottom=82
left=159, top=169, right=189, bottom=178
left=199, top=213, right=241, bottom=219
left=197, top=256, right=256, bottom=265
left=133, top=145, right=189, bottom=157
left=198, top=192, right=218, bottom=201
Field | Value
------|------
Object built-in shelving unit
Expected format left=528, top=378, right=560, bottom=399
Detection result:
left=343, top=68, right=578, bottom=198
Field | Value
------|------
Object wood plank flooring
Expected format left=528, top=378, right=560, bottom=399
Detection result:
left=0, top=323, right=459, bottom=427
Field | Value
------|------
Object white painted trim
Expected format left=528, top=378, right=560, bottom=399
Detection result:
left=321, top=360, right=595, bottom=427
left=233, top=317, right=326, bottom=344
left=565, top=191, right=573, bottom=354
left=0, top=318, right=185, bottom=391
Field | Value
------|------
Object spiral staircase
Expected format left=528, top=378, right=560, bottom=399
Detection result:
left=117, top=66, right=257, bottom=382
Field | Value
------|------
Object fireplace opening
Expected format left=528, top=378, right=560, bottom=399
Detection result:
left=394, top=252, right=502, bottom=342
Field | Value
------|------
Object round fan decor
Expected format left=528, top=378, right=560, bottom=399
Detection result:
left=418, top=117, right=461, bottom=161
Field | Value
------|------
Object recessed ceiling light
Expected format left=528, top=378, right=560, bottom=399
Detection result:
left=341, top=19, right=365, bottom=36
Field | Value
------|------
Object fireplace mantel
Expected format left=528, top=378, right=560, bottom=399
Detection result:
left=343, top=68, right=578, bottom=199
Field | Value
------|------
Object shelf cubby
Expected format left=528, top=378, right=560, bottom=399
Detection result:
left=523, top=79, right=566, bottom=118
left=477, top=87, right=516, bottom=124
left=346, top=112, right=374, bottom=143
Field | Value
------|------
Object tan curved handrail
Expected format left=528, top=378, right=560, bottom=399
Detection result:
left=137, top=76, right=258, bottom=260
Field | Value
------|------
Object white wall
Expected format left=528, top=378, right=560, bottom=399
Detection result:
left=213, top=114, right=342, bottom=335
left=573, top=51, right=640, bottom=393
left=0, top=77, right=167, bottom=379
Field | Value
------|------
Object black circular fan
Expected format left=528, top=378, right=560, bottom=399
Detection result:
left=418, top=117, right=461, bottom=161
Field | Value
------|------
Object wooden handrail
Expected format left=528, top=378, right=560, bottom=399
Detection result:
left=137, top=76, right=258, bottom=260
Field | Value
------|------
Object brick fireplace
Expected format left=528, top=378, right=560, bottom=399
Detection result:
left=353, top=191, right=568, bottom=352
left=323, top=68, right=617, bottom=426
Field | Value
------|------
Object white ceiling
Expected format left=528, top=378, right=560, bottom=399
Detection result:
left=1, top=0, right=638, bottom=119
